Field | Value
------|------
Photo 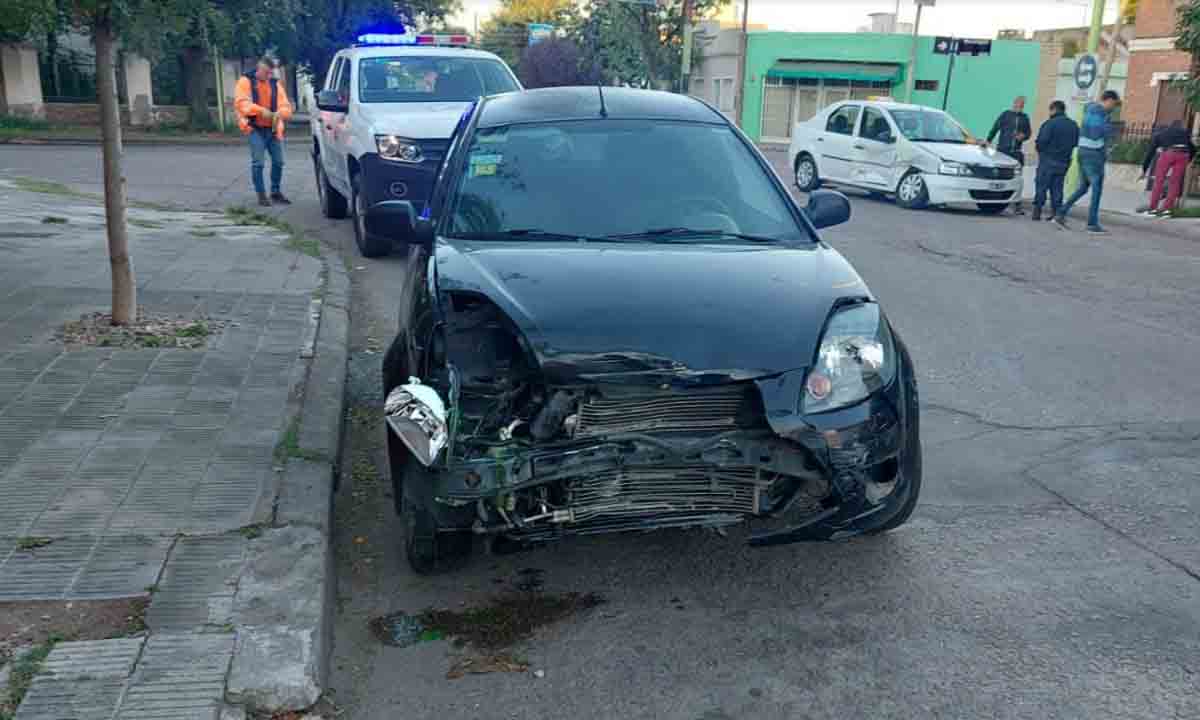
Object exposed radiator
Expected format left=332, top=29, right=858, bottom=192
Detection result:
left=567, top=465, right=766, bottom=523
left=574, top=384, right=751, bottom=437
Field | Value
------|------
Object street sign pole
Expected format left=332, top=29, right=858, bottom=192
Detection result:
left=904, top=1, right=927, bottom=102
left=942, top=39, right=957, bottom=110
left=1065, top=0, right=1106, bottom=195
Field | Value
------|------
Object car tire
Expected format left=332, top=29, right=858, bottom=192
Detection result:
left=794, top=154, right=821, bottom=192
left=401, top=455, right=474, bottom=575
left=895, top=171, right=929, bottom=210
left=976, top=204, right=1007, bottom=215
left=314, top=153, right=348, bottom=219
left=868, top=443, right=922, bottom=535
left=352, top=174, right=392, bottom=258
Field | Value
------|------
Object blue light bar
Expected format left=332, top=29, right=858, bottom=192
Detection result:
left=356, top=32, right=415, bottom=45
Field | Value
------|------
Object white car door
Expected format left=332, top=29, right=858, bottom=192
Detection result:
left=851, top=106, right=900, bottom=189
left=818, top=104, right=860, bottom=184
left=323, top=57, right=353, bottom=194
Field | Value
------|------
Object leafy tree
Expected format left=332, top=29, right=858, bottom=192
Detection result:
left=519, top=36, right=598, bottom=88
left=1177, top=0, right=1200, bottom=112
left=479, top=0, right=578, bottom=74
left=0, top=0, right=56, bottom=43
left=573, top=0, right=725, bottom=90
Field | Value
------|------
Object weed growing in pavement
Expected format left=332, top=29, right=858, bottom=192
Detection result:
left=226, top=206, right=320, bottom=258
left=15, top=537, right=53, bottom=551
left=1169, top=206, right=1200, bottom=218
left=11, top=176, right=81, bottom=198
left=189, top=229, right=217, bottom=238
left=273, top=416, right=329, bottom=465
left=0, top=636, right=60, bottom=720
left=175, top=322, right=210, bottom=339
left=128, top=218, right=164, bottom=229
left=238, top=523, right=270, bottom=540
left=41, top=216, right=67, bottom=224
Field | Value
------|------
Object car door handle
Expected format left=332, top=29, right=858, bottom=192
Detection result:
left=853, top=144, right=865, bottom=150
left=817, top=137, right=824, bottom=142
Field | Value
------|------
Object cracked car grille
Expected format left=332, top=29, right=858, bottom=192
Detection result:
left=567, top=465, right=767, bottom=523
left=574, top=385, right=754, bottom=437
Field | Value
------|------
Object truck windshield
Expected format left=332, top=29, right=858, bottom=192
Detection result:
left=446, top=119, right=808, bottom=243
left=358, top=57, right=518, bottom=103
left=888, top=109, right=970, bottom=144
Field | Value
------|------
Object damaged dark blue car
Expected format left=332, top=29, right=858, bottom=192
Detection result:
left=379, top=87, right=921, bottom=573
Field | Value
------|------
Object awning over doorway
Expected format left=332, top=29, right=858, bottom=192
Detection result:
left=767, top=61, right=903, bottom=84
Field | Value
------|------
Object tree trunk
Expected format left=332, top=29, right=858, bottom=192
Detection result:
left=183, top=45, right=211, bottom=128
left=94, top=16, right=136, bottom=326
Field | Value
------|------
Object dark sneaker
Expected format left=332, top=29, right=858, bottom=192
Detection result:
left=1053, top=215, right=1069, bottom=229
left=1031, top=208, right=1042, bottom=221
left=1086, top=225, right=1108, bottom=234
left=270, top=192, right=292, bottom=205
left=257, top=192, right=271, bottom=207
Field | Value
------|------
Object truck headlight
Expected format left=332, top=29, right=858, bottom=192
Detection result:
left=376, top=135, right=423, bottom=163
left=803, top=303, right=896, bottom=414
left=939, top=161, right=971, bottom=176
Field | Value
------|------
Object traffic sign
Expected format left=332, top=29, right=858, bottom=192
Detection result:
left=956, top=38, right=992, bottom=56
left=933, top=36, right=955, bottom=54
left=1074, top=54, right=1098, bottom=90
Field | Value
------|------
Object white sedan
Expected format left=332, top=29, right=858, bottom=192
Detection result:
left=787, top=100, right=1022, bottom=214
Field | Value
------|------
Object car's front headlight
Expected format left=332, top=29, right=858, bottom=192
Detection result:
left=939, top=161, right=971, bottom=176
left=803, top=303, right=896, bottom=414
left=376, top=135, right=423, bottom=163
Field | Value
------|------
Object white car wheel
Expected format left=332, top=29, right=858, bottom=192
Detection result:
left=896, top=172, right=929, bottom=209
left=794, top=155, right=820, bottom=192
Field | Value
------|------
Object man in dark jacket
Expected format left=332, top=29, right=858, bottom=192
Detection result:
left=1032, top=100, right=1080, bottom=221
left=985, top=96, right=1033, bottom=214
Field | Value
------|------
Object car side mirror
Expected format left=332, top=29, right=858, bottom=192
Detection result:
left=365, top=200, right=416, bottom=238
left=413, top=218, right=435, bottom=247
left=316, top=89, right=348, bottom=113
left=806, top=190, right=851, bottom=230
left=883, top=134, right=896, bottom=144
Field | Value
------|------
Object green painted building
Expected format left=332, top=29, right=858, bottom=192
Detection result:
left=699, top=30, right=1042, bottom=143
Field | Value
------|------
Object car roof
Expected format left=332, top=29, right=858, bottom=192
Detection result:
left=832, top=100, right=942, bottom=113
left=477, top=86, right=727, bottom=128
left=340, top=45, right=505, bottom=62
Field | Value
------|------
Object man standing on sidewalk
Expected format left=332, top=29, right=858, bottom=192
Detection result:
left=1055, top=90, right=1120, bottom=233
left=1142, top=120, right=1196, bottom=215
left=985, top=96, right=1032, bottom=214
left=235, top=57, right=293, bottom=207
left=1032, top=101, right=1079, bottom=222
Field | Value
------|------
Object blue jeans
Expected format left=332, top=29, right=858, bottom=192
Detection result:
left=248, top=130, right=284, bottom=194
left=1059, top=147, right=1105, bottom=227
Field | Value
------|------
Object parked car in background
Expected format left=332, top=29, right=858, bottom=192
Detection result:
left=378, top=87, right=922, bottom=573
left=788, top=99, right=1022, bottom=214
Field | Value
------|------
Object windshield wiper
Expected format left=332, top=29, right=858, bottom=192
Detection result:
left=447, top=229, right=603, bottom=242
left=606, top=227, right=779, bottom=243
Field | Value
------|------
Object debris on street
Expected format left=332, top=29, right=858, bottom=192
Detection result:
left=57, top=312, right=225, bottom=350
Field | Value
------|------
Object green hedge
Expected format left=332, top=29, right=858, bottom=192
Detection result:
left=1109, top=139, right=1151, bottom=165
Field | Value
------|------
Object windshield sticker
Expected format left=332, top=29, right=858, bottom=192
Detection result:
left=469, top=153, right=502, bottom=177
left=476, top=130, right=507, bottom=144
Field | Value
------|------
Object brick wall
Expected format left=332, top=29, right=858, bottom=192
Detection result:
left=1124, top=49, right=1192, bottom=125
left=1135, top=0, right=1187, bottom=40
left=42, top=102, right=233, bottom=128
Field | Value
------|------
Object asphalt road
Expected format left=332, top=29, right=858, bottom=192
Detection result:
left=2, top=142, right=1198, bottom=720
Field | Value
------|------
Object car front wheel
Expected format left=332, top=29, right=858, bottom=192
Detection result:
left=351, top=175, right=392, bottom=258
left=794, top=154, right=821, bottom=192
left=896, top=171, right=929, bottom=210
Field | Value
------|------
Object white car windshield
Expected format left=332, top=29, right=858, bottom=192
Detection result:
left=888, top=109, right=970, bottom=144
left=358, top=57, right=518, bottom=103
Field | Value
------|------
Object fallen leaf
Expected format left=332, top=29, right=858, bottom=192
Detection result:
left=446, top=653, right=529, bottom=679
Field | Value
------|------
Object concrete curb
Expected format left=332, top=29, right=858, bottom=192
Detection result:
left=0, top=135, right=246, bottom=147
left=224, top=245, right=350, bottom=712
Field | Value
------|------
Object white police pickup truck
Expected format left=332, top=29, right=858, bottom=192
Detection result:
left=312, top=31, right=521, bottom=257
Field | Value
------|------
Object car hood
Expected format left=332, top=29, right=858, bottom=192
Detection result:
left=435, top=240, right=871, bottom=385
left=912, top=141, right=1020, bottom=167
left=360, top=102, right=471, bottom=139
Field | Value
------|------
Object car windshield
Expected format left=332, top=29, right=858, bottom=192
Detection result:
left=888, top=108, right=970, bottom=143
left=446, top=119, right=807, bottom=243
left=358, top=57, right=518, bottom=103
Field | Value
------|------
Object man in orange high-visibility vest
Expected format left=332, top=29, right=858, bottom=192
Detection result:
left=235, top=56, right=293, bottom=206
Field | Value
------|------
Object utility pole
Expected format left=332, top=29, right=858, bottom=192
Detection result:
left=681, top=0, right=694, bottom=95
left=734, top=0, right=749, bottom=127
left=1096, top=4, right=1124, bottom=96
left=1066, top=0, right=1106, bottom=193
left=905, top=1, right=928, bottom=103
left=893, top=0, right=901, bottom=32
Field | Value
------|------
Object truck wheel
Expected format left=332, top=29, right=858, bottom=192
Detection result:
left=794, top=154, right=821, bottom=192
left=314, top=153, right=348, bottom=219
left=896, top=171, right=929, bottom=210
left=352, top=174, right=392, bottom=258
